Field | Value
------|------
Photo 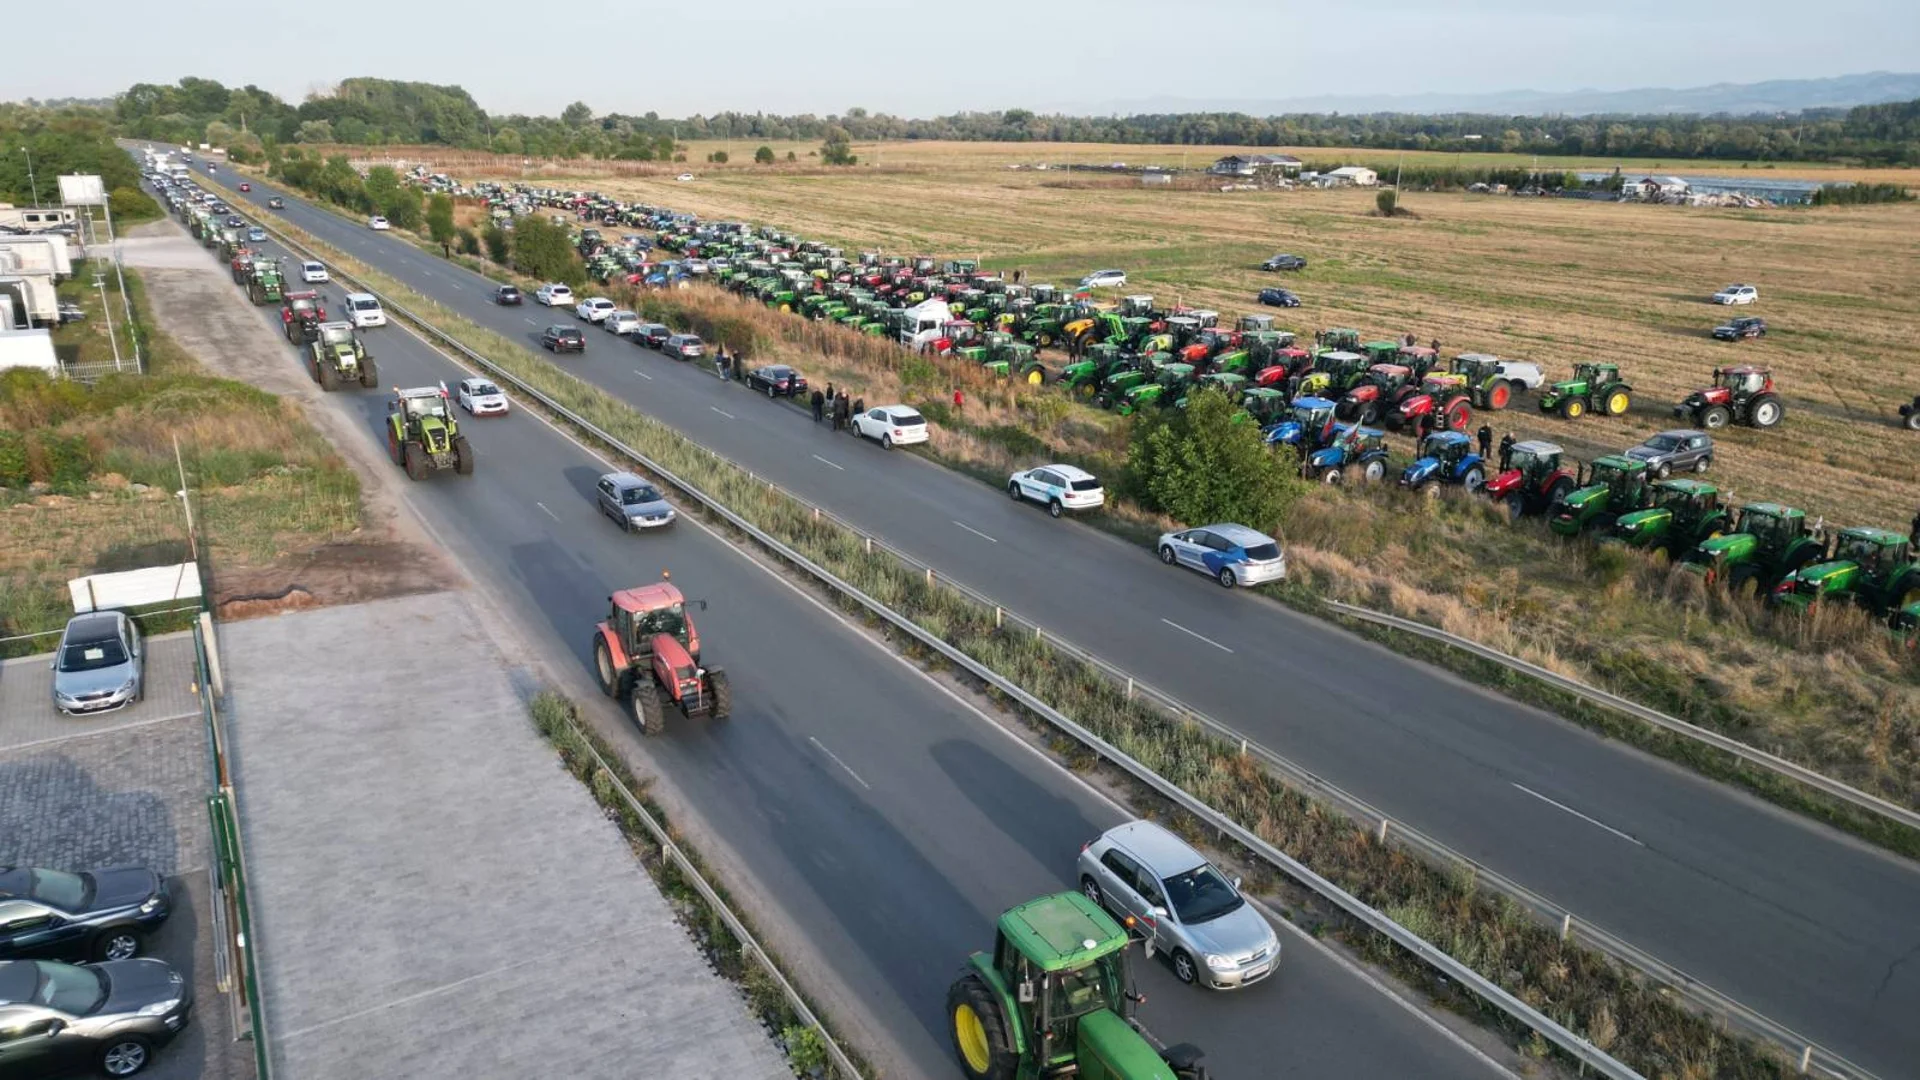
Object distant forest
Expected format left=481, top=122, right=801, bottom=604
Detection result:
left=58, top=77, right=1920, bottom=166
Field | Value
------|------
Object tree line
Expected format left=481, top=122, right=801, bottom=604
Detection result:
left=44, top=76, right=1920, bottom=167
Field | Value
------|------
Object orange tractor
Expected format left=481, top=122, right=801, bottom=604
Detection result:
left=591, top=575, right=732, bottom=734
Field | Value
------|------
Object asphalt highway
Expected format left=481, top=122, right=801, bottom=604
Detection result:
left=153, top=166, right=1513, bottom=1080
left=211, top=168, right=1920, bottom=1078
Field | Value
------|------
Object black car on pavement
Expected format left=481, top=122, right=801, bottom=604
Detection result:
left=1257, top=287, right=1301, bottom=308
left=0, top=866, right=171, bottom=964
left=541, top=325, right=585, bottom=353
left=636, top=323, right=673, bottom=349
left=1712, top=316, right=1766, bottom=341
left=1261, top=253, right=1307, bottom=272
left=0, top=958, right=193, bottom=1078
left=746, top=364, right=808, bottom=397
left=493, top=284, right=522, bottom=306
left=1622, top=429, right=1714, bottom=477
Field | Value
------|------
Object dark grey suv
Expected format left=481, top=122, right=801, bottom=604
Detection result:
left=1623, top=429, right=1714, bottom=478
left=0, top=958, right=192, bottom=1077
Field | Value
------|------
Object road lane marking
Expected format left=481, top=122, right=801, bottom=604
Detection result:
left=808, top=736, right=872, bottom=790
left=1511, top=783, right=1643, bottom=846
left=524, top=317, right=538, bottom=325
left=952, top=520, right=998, bottom=543
left=535, top=502, right=560, bottom=522
left=710, top=406, right=736, bottom=420
left=632, top=369, right=653, bottom=380
left=811, top=454, right=843, bottom=471
left=1160, top=618, right=1234, bottom=653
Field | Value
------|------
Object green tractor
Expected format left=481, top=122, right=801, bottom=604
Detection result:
left=1679, top=503, right=1830, bottom=597
left=1237, top=386, right=1289, bottom=427
left=1538, top=361, right=1633, bottom=420
left=307, top=321, right=378, bottom=392
left=1547, top=455, right=1653, bottom=536
left=1176, top=372, right=1247, bottom=407
left=385, top=383, right=475, bottom=480
left=1770, top=527, right=1920, bottom=616
left=981, top=334, right=1035, bottom=378
left=1116, top=364, right=1196, bottom=415
left=1058, top=342, right=1125, bottom=396
left=947, top=892, right=1211, bottom=1080
left=1314, top=328, right=1362, bottom=355
left=247, top=259, right=284, bottom=305
left=1605, top=479, right=1731, bottom=557
left=1297, top=350, right=1369, bottom=399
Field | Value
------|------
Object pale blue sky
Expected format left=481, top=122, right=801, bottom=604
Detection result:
left=10, top=0, right=1918, bottom=116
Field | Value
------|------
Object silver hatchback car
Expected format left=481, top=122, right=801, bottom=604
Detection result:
left=1077, top=820, right=1279, bottom=989
left=52, top=611, right=144, bottom=715
left=595, top=471, right=676, bottom=531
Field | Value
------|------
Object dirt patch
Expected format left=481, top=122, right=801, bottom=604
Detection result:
left=124, top=220, right=466, bottom=616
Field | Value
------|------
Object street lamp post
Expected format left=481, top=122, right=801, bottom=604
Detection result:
left=20, top=145, right=42, bottom=207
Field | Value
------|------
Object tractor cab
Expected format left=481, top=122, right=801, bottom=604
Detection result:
left=1266, top=396, right=1338, bottom=452
left=1315, top=328, right=1362, bottom=354
left=392, top=385, right=451, bottom=424
left=1119, top=294, right=1155, bottom=318
left=317, top=321, right=358, bottom=351
left=1361, top=340, right=1403, bottom=366
left=1163, top=316, right=1202, bottom=346
left=1338, top=363, right=1415, bottom=424
left=1393, top=373, right=1473, bottom=432
left=1307, top=350, right=1369, bottom=395
left=1238, top=387, right=1289, bottom=427
left=1548, top=455, right=1651, bottom=536
left=1237, top=313, right=1274, bottom=334
left=606, top=580, right=702, bottom=662
left=1178, top=372, right=1247, bottom=407
left=1714, top=365, right=1772, bottom=400
left=1772, top=528, right=1919, bottom=613
left=1396, top=345, right=1439, bottom=378
left=1397, top=430, right=1487, bottom=493
left=1485, top=440, right=1576, bottom=518
left=1609, top=479, right=1727, bottom=550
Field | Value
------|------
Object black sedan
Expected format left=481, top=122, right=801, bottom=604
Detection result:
left=0, top=866, right=171, bottom=963
left=493, top=284, right=523, bottom=305
left=746, top=364, right=808, bottom=397
left=0, top=959, right=193, bottom=1077
left=1257, top=287, right=1301, bottom=308
left=1712, top=316, right=1766, bottom=341
left=1261, top=253, right=1307, bottom=272
left=636, top=323, right=673, bottom=348
left=541, top=325, right=586, bottom=353
left=222, top=216, right=243, bottom=228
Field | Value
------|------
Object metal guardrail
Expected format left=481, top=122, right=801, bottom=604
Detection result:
left=1324, top=599, right=1920, bottom=836
left=238, top=211, right=1648, bottom=1080
left=194, top=622, right=273, bottom=1080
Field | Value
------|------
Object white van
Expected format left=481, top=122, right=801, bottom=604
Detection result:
left=344, top=292, right=387, bottom=328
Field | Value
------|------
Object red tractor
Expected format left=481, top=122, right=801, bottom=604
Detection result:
left=1484, top=440, right=1579, bottom=522
left=1674, top=365, right=1785, bottom=430
left=591, top=576, right=732, bottom=735
left=1336, top=363, right=1417, bottom=424
left=1252, top=347, right=1313, bottom=389
left=280, top=290, right=326, bottom=345
left=1389, top=373, right=1473, bottom=432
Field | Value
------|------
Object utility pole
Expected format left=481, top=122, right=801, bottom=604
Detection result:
left=173, top=434, right=198, bottom=561
left=20, top=145, right=41, bottom=207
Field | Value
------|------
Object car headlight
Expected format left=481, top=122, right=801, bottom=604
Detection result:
left=140, top=895, right=163, bottom=915
left=1205, top=954, right=1238, bottom=971
left=137, top=998, right=181, bottom=1018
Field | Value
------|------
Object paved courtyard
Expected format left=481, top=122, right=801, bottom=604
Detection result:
left=218, top=590, right=786, bottom=1080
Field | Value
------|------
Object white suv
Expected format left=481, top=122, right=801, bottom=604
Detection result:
left=1711, top=284, right=1758, bottom=305
left=301, top=261, right=329, bottom=283
left=368, top=215, right=390, bottom=231
left=1008, top=464, right=1104, bottom=517
left=851, top=405, right=929, bottom=449
left=575, top=297, right=616, bottom=323
left=536, top=283, right=575, bottom=307
left=343, top=292, right=387, bottom=328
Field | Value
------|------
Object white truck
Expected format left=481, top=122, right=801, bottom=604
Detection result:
left=0, top=234, right=74, bottom=278
left=0, top=274, right=60, bottom=328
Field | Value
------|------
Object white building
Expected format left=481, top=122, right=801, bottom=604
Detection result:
left=1324, top=166, right=1379, bottom=187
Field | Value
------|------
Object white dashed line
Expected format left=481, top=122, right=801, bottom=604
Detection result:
left=1160, top=618, right=1234, bottom=653
left=535, top=502, right=560, bottom=522
left=953, top=520, right=998, bottom=544
left=1511, top=783, right=1644, bottom=846
left=632, top=369, right=653, bottom=380
left=811, top=455, right=844, bottom=471
left=710, top=406, right=736, bottom=420
left=808, top=736, right=871, bottom=789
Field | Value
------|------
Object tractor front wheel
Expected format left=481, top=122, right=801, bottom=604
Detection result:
left=1701, top=405, right=1732, bottom=430
left=1463, top=467, right=1486, bottom=493
left=632, top=680, right=665, bottom=736
left=947, top=975, right=1017, bottom=1080
left=453, top=436, right=476, bottom=476
left=1362, top=459, right=1387, bottom=484
left=1560, top=398, right=1585, bottom=420
left=706, top=670, right=732, bottom=719
left=402, top=442, right=426, bottom=481
left=1321, top=466, right=1343, bottom=485
left=1905, top=411, right=1920, bottom=432
left=318, top=362, right=337, bottom=392
left=1444, top=399, right=1471, bottom=431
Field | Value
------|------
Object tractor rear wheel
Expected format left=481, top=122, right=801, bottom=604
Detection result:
left=707, top=670, right=732, bottom=719
left=453, top=436, right=476, bottom=476
left=1560, top=397, right=1585, bottom=420
left=1606, top=389, right=1631, bottom=416
left=1701, top=405, right=1732, bottom=430
left=360, top=358, right=379, bottom=387
left=1748, top=395, right=1784, bottom=428
left=403, top=443, right=426, bottom=481
left=1362, top=459, right=1387, bottom=484
left=386, top=429, right=402, bottom=465
left=947, top=974, right=1017, bottom=1080
left=592, top=636, right=621, bottom=698
left=1906, top=411, right=1920, bottom=432
left=632, top=680, right=665, bottom=736
left=1487, top=382, right=1513, bottom=410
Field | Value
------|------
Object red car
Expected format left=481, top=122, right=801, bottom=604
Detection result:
left=238, top=182, right=251, bottom=192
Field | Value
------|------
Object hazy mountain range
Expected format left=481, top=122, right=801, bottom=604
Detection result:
left=1049, top=72, right=1920, bottom=119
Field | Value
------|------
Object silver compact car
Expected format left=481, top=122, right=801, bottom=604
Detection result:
left=595, top=472, right=676, bottom=532
left=51, top=612, right=144, bottom=716
left=1076, top=820, right=1279, bottom=989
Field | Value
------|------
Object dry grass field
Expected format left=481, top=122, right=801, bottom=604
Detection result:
left=287, top=142, right=1920, bottom=812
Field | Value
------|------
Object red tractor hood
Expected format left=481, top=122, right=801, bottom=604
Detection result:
left=651, top=633, right=696, bottom=674
left=1484, top=469, right=1524, bottom=496
left=1694, top=386, right=1732, bottom=405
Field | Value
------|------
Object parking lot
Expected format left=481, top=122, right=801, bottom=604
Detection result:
left=0, top=633, right=254, bottom=1080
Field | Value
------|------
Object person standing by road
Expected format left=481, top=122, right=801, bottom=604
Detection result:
left=1476, top=423, right=1492, bottom=460
left=851, top=396, right=864, bottom=421
left=952, top=387, right=965, bottom=413
left=1498, top=432, right=1517, bottom=472
left=810, top=388, right=825, bottom=423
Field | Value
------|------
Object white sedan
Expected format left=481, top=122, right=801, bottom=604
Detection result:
left=1008, top=464, right=1105, bottom=517
left=368, top=215, right=391, bottom=231
left=301, top=260, right=329, bottom=283
left=575, top=298, right=616, bottom=323
left=604, top=310, right=642, bottom=335
left=536, top=283, right=574, bottom=307
left=1711, top=284, right=1758, bottom=305
left=851, top=405, right=929, bottom=449
left=455, top=377, right=509, bottom=417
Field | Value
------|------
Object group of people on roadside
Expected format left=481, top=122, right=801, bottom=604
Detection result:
left=810, top=382, right=865, bottom=431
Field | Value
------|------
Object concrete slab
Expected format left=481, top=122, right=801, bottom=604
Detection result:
left=0, top=713, right=254, bottom=1080
left=0, top=631, right=202, bottom=753
left=219, top=591, right=786, bottom=1080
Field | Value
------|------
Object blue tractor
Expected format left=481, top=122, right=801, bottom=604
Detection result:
left=1305, top=424, right=1391, bottom=484
left=1264, top=396, right=1339, bottom=455
left=1399, top=430, right=1488, bottom=495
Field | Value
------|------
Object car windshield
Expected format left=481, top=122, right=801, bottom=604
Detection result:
left=1161, top=864, right=1244, bottom=924
left=1242, top=542, right=1280, bottom=562
left=32, top=962, right=109, bottom=1015
left=621, top=485, right=661, bottom=506
left=58, top=634, right=126, bottom=672
left=1644, top=435, right=1682, bottom=452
